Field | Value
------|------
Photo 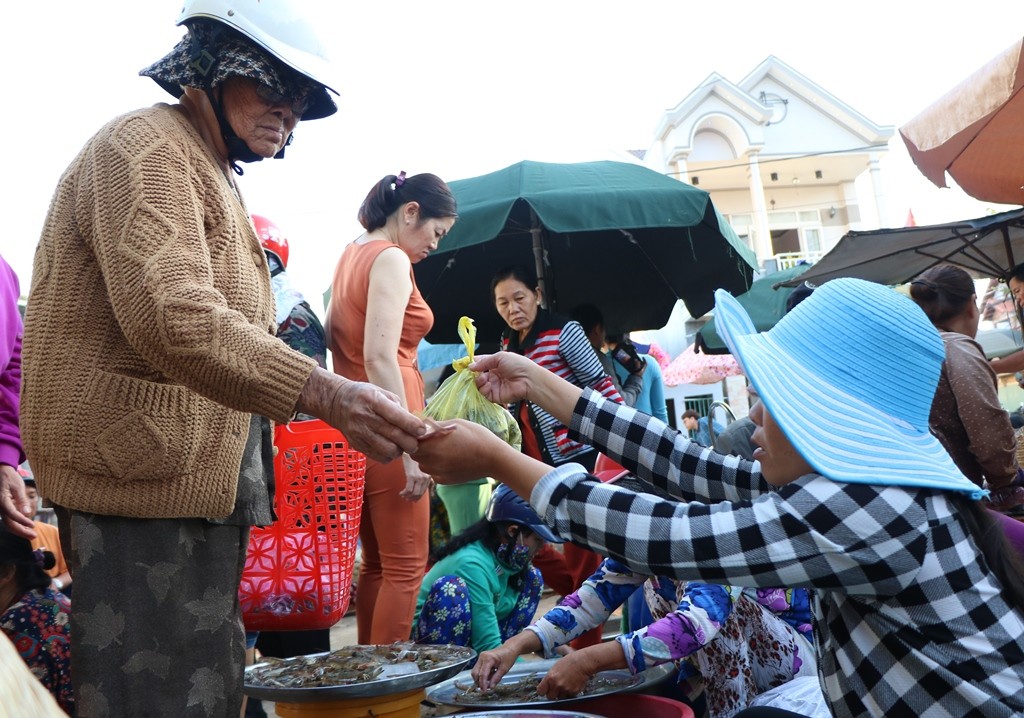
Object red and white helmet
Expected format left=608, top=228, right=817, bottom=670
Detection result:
left=252, top=214, right=289, bottom=269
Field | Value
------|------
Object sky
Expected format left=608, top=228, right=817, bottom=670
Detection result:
left=5, top=1, right=1024, bottom=309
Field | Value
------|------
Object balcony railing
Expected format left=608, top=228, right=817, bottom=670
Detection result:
left=773, top=251, right=823, bottom=270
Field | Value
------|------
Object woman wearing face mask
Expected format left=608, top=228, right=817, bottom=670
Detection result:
left=412, top=485, right=558, bottom=654
left=327, top=172, right=457, bottom=644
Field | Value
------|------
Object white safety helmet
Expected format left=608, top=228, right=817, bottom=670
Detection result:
left=178, top=0, right=338, bottom=119
left=178, top=0, right=335, bottom=91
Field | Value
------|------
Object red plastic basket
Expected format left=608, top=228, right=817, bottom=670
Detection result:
left=239, top=419, right=366, bottom=631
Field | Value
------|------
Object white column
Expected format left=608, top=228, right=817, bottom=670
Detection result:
left=671, top=155, right=689, bottom=184
left=841, top=181, right=862, bottom=231
left=867, top=156, right=888, bottom=229
left=746, top=152, right=772, bottom=264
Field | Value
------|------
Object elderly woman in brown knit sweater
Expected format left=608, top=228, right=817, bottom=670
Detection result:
left=909, top=265, right=1024, bottom=513
left=15, top=3, right=428, bottom=716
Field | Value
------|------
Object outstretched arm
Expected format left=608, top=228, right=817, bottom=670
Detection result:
left=296, top=368, right=427, bottom=464
left=990, top=350, right=1024, bottom=375
left=414, top=419, right=550, bottom=500
left=528, top=558, right=644, bottom=656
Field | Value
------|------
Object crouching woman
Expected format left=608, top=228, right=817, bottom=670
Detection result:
left=413, top=485, right=558, bottom=654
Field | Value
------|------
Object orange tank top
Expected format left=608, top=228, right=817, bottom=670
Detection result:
left=327, top=239, right=433, bottom=412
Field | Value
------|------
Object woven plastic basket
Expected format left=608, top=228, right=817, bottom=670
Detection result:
left=239, top=419, right=366, bottom=631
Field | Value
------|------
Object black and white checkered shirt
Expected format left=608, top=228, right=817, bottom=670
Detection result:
left=530, top=390, right=1024, bottom=718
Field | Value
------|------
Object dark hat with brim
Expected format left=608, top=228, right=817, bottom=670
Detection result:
left=140, top=24, right=335, bottom=121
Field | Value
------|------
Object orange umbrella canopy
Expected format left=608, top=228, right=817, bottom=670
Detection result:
left=900, top=39, right=1024, bottom=205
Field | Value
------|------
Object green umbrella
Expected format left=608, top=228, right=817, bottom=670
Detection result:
left=695, top=263, right=812, bottom=354
left=414, top=160, right=757, bottom=345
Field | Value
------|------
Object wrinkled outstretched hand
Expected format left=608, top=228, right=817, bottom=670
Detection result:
left=328, top=379, right=427, bottom=463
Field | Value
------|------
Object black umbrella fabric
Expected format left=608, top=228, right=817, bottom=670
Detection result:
left=413, top=160, right=757, bottom=345
left=777, top=207, right=1024, bottom=289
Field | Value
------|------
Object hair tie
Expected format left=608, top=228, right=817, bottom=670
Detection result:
left=910, top=279, right=938, bottom=291
left=394, top=171, right=407, bottom=189
left=32, top=548, right=46, bottom=568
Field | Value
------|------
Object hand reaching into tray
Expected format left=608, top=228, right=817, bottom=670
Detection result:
left=470, top=631, right=633, bottom=700
left=472, top=633, right=541, bottom=691
left=535, top=642, right=626, bottom=699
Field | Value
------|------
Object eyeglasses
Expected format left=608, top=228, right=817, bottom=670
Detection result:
left=255, top=83, right=312, bottom=116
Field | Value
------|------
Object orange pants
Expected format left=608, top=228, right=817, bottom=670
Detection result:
left=355, top=457, right=429, bottom=644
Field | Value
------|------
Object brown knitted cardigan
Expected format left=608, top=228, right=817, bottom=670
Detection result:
left=21, top=104, right=317, bottom=518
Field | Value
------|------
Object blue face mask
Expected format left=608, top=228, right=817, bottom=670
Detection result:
left=496, top=531, right=532, bottom=572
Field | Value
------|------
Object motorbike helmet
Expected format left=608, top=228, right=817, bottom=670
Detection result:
left=252, top=214, right=289, bottom=269
left=17, top=465, right=35, bottom=488
left=485, top=485, right=562, bottom=543
left=141, top=0, right=338, bottom=167
left=177, top=0, right=337, bottom=120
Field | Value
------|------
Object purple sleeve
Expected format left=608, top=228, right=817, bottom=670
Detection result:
left=0, top=255, right=24, bottom=467
left=615, top=582, right=733, bottom=673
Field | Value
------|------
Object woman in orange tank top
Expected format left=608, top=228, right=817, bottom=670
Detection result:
left=327, top=172, right=457, bottom=643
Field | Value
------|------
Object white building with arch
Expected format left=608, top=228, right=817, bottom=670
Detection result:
left=635, top=56, right=894, bottom=424
left=643, top=55, right=894, bottom=270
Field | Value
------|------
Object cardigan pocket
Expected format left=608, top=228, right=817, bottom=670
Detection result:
left=72, top=369, right=201, bottom=483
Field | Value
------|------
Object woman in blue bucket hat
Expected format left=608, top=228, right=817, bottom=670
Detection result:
left=413, top=278, right=1024, bottom=718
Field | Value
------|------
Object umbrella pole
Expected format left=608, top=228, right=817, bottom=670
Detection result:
left=530, top=209, right=549, bottom=309
left=1001, top=224, right=1016, bottom=273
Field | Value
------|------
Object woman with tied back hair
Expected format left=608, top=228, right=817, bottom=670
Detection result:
left=0, top=527, right=72, bottom=714
left=909, top=265, right=1024, bottom=513
left=327, top=172, right=457, bottom=643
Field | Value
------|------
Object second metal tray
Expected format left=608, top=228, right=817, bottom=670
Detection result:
left=425, top=657, right=674, bottom=709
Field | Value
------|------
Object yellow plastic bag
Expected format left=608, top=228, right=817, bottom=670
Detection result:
left=423, top=316, right=522, bottom=450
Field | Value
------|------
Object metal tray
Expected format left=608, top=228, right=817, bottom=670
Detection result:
left=425, top=657, right=674, bottom=709
left=243, top=643, right=476, bottom=703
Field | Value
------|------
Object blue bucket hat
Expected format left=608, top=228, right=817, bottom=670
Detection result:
left=715, top=277, right=984, bottom=498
